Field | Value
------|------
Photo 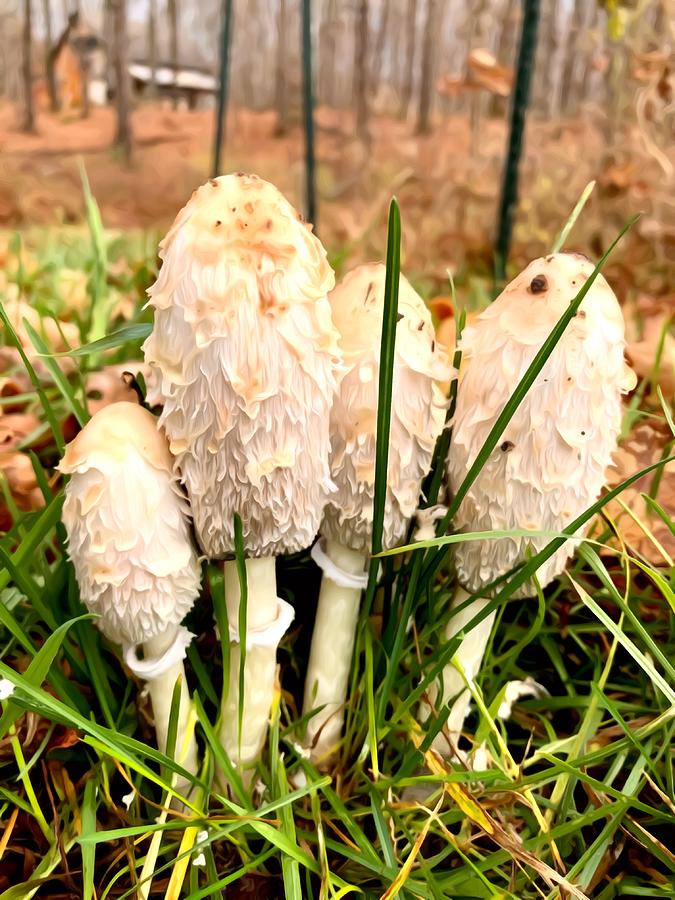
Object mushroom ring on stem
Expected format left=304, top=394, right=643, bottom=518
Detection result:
left=143, top=173, right=341, bottom=775
left=424, top=252, right=636, bottom=757
left=59, top=402, right=202, bottom=793
left=303, top=263, right=452, bottom=763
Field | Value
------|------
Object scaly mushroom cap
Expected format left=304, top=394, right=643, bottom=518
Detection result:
left=143, top=173, right=340, bottom=558
left=448, top=252, right=636, bottom=596
left=321, top=263, right=452, bottom=553
left=59, top=402, right=201, bottom=645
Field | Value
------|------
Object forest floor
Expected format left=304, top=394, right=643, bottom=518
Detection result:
left=0, top=99, right=673, bottom=302
left=0, top=98, right=674, bottom=897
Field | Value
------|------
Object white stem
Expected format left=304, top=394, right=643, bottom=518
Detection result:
left=418, top=585, right=495, bottom=757
left=143, top=625, right=199, bottom=796
left=218, top=557, right=279, bottom=773
left=303, top=540, right=367, bottom=762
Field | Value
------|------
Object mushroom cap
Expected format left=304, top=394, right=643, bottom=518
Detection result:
left=60, top=402, right=200, bottom=645
left=59, top=401, right=173, bottom=474
left=321, top=263, right=452, bottom=553
left=143, top=173, right=341, bottom=559
left=448, top=252, right=636, bottom=597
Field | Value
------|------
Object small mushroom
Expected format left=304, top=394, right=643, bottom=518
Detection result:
left=143, top=173, right=341, bottom=773
left=303, top=264, right=451, bottom=761
left=59, top=402, right=202, bottom=789
left=428, top=252, right=636, bottom=755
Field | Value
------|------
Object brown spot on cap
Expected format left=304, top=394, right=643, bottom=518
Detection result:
left=215, top=220, right=222, bottom=227
left=209, top=178, right=218, bottom=187
left=529, top=274, right=548, bottom=294
left=500, top=440, right=514, bottom=452
left=417, top=320, right=424, bottom=331
left=244, top=202, right=254, bottom=214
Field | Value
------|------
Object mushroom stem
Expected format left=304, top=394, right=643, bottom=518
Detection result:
left=142, top=625, right=200, bottom=788
left=420, top=586, right=496, bottom=756
left=303, top=540, right=368, bottom=762
left=218, top=557, right=286, bottom=776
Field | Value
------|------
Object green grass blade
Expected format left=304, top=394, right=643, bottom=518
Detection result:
left=45, top=323, right=152, bottom=358
left=22, top=318, right=88, bottom=426
left=81, top=778, right=97, bottom=900
left=551, top=180, right=596, bottom=253
left=0, top=302, right=65, bottom=454
left=233, top=512, right=248, bottom=761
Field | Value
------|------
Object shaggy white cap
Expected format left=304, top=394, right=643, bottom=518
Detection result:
left=143, top=173, right=341, bottom=558
left=321, top=264, right=452, bottom=553
left=59, top=402, right=201, bottom=645
left=448, top=252, right=636, bottom=597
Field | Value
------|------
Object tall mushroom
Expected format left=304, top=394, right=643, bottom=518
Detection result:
left=428, top=252, right=636, bottom=754
left=59, top=402, right=202, bottom=787
left=303, top=263, right=451, bottom=761
left=142, top=173, right=340, bottom=774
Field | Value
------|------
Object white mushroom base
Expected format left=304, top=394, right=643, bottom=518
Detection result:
left=128, top=625, right=200, bottom=802
left=419, top=586, right=495, bottom=757
left=303, top=540, right=369, bottom=762
left=218, top=557, right=294, bottom=780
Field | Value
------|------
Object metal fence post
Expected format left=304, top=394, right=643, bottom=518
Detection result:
left=494, top=0, right=541, bottom=288
left=212, top=0, right=234, bottom=178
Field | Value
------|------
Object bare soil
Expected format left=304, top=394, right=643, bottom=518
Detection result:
left=0, top=100, right=673, bottom=298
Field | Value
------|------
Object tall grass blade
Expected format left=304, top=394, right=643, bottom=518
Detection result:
left=551, top=180, right=596, bottom=253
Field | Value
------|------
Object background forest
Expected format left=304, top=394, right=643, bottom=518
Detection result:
left=0, top=0, right=673, bottom=897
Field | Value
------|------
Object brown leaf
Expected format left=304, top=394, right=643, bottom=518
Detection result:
left=85, top=362, right=150, bottom=416
left=605, top=421, right=675, bottom=564
left=626, top=315, right=675, bottom=395
left=46, top=726, right=80, bottom=751
left=0, top=413, right=41, bottom=451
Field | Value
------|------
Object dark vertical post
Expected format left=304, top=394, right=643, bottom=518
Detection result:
left=494, top=0, right=540, bottom=287
left=212, top=0, right=233, bottom=179
left=21, top=0, right=35, bottom=133
left=301, top=0, right=317, bottom=227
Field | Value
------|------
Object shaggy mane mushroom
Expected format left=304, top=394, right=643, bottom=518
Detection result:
left=60, top=402, right=201, bottom=792
left=143, top=173, right=341, bottom=776
left=303, top=263, right=451, bottom=761
left=425, top=252, right=636, bottom=755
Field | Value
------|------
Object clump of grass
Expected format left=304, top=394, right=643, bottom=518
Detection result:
left=0, top=186, right=672, bottom=899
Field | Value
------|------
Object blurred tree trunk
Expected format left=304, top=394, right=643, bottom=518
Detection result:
left=416, top=0, right=437, bottom=134
left=79, top=44, right=90, bottom=118
left=168, top=0, right=178, bottom=107
left=561, top=0, right=594, bottom=115
left=353, top=0, right=369, bottom=138
left=274, top=0, right=288, bottom=133
left=399, top=0, right=417, bottom=117
left=535, top=0, right=560, bottom=117
left=111, top=0, right=132, bottom=161
left=21, top=0, right=35, bottom=132
left=43, top=0, right=59, bottom=111
left=560, top=0, right=581, bottom=114
left=239, top=0, right=259, bottom=107
left=320, top=0, right=338, bottom=105
left=490, top=0, right=518, bottom=117
left=468, top=0, right=489, bottom=149
left=371, top=0, right=389, bottom=98
left=147, top=0, right=157, bottom=97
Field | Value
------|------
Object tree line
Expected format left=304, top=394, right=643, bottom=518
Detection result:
left=0, top=0, right=670, bottom=160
